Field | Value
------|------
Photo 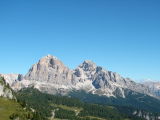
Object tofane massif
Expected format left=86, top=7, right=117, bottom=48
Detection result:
left=1, top=55, right=160, bottom=120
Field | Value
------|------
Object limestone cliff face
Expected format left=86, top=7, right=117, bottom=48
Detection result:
left=0, top=77, right=14, bottom=99
left=1, top=55, right=155, bottom=98
left=25, top=55, right=73, bottom=86
left=73, top=60, right=151, bottom=97
left=11, top=55, right=151, bottom=98
left=143, top=81, right=160, bottom=97
left=0, top=74, right=23, bottom=86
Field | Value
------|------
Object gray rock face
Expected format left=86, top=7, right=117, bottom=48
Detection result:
left=12, top=55, right=152, bottom=98
left=0, top=74, right=23, bottom=86
left=0, top=77, right=14, bottom=99
left=25, top=55, right=73, bottom=86
left=1, top=55, right=156, bottom=98
left=133, top=110, right=160, bottom=120
left=143, top=81, right=160, bottom=97
left=72, top=60, right=152, bottom=97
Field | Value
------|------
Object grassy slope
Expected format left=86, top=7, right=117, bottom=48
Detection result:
left=0, top=77, right=34, bottom=120
left=0, top=77, right=24, bottom=120
left=52, top=104, right=82, bottom=115
left=0, top=98, right=26, bottom=120
left=52, top=104, right=106, bottom=120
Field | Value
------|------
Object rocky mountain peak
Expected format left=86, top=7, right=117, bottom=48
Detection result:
left=27, top=55, right=68, bottom=74
left=2, top=54, right=156, bottom=98
left=79, top=60, right=97, bottom=72
left=24, top=55, right=73, bottom=86
left=46, top=54, right=57, bottom=59
left=39, top=55, right=64, bottom=68
left=41, top=54, right=58, bottom=63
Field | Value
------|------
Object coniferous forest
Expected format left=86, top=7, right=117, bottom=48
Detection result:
left=16, top=88, right=147, bottom=120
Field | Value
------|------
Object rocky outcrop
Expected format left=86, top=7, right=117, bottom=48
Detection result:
left=133, top=110, right=160, bottom=120
left=143, top=81, right=160, bottom=97
left=0, top=74, right=23, bottom=86
left=0, top=76, right=14, bottom=99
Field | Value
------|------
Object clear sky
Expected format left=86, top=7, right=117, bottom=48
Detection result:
left=0, top=0, right=160, bottom=82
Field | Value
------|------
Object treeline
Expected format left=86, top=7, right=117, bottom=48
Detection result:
left=69, top=90, right=160, bottom=113
left=16, top=88, right=145, bottom=120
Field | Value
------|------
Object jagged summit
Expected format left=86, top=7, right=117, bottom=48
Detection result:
left=43, top=54, right=58, bottom=60
left=83, top=60, right=96, bottom=65
left=24, top=54, right=73, bottom=88
left=1, top=54, right=156, bottom=98
left=38, top=54, right=65, bottom=69
left=78, top=60, right=97, bottom=72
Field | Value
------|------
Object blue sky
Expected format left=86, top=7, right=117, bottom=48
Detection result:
left=0, top=0, right=160, bottom=82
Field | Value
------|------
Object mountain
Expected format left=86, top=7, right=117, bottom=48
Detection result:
left=143, top=81, right=160, bottom=97
left=7, top=55, right=154, bottom=98
left=1, top=54, right=160, bottom=120
left=25, top=55, right=72, bottom=85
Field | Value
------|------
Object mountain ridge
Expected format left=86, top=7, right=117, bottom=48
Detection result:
left=1, top=54, right=157, bottom=99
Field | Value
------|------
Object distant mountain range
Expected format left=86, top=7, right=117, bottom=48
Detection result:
left=1, top=54, right=159, bottom=98
left=143, top=81, right=160, bottom=97
left=1, top=54, right=160, bottom=120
